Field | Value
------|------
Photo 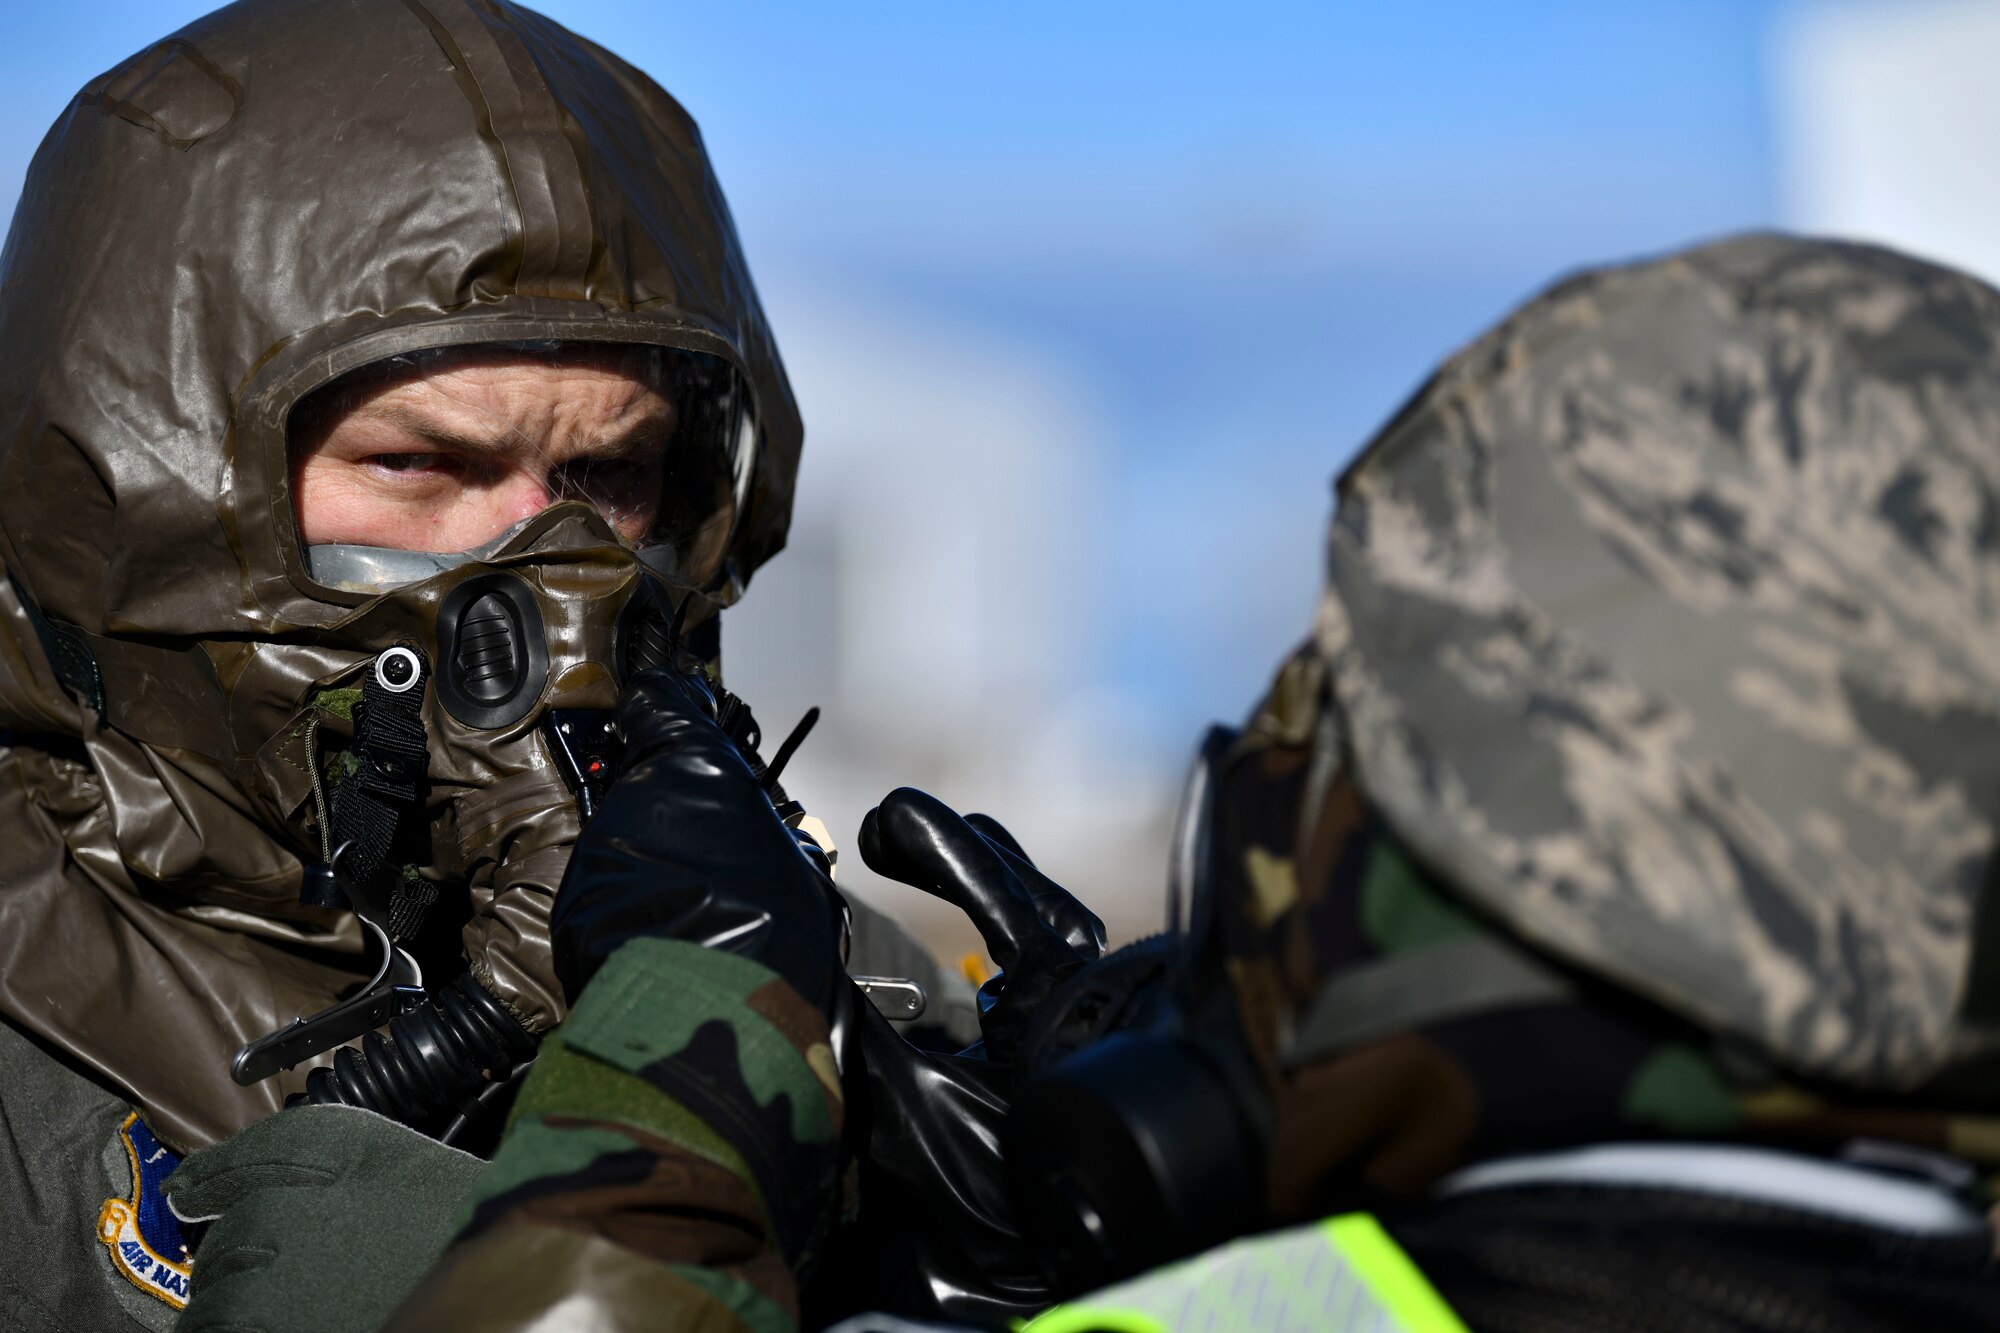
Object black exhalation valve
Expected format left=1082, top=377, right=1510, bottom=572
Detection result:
left=435, top=572, right=549, bottom=730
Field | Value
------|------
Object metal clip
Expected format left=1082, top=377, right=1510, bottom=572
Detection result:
left=230, top=844, right=425, bottom=1085
left=853, top=974, right=928, bottom=1022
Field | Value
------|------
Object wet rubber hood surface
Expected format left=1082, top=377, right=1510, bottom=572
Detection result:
left=0, top=0, right=800, bottom=1146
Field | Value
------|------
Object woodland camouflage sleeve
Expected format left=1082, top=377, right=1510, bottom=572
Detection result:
left=382, top=937, right=845, bottom=1333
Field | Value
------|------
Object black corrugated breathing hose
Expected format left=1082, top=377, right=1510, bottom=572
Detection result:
left=295, top=973, right=536, bottom=1133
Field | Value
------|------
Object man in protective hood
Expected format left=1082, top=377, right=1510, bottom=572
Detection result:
left=0, top=3, right=1000, bottom=1328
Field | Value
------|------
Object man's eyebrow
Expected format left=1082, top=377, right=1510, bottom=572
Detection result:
left=361, top=402, right=676, bottom=458
left=362, top=404, right=513, bottom=455
left=590, top=411, right=678, bottom=460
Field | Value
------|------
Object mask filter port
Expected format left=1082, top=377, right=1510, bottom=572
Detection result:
left=435, top=572, right=549, bottom=729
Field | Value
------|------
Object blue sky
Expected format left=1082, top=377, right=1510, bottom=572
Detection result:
left=0, top=0, right=1800, bottom=747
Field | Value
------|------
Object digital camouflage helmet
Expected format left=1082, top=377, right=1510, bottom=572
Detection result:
left=1323, top=234, right=2000, bottom=1092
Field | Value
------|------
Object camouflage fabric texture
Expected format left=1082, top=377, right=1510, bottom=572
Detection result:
left=1214, top=644, right=2000, bottom=1223
left=383, top=937, right=844, bottom=1333
left=1317, top=234, right=2000, bottom=1094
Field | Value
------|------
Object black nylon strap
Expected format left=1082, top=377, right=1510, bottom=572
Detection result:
left=387, top=872, right=440, bottom=942
left=330, top=648, right=432, bottom=940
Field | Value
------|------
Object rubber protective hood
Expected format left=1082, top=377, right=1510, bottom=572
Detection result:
left=0, top=0, right=800, bottom=1147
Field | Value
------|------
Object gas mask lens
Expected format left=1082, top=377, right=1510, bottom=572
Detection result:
left=286, top=341, right=756, bottom=593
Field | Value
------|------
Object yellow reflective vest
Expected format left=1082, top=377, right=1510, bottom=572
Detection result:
left=1022, top=1214, right=1465, bottom=1333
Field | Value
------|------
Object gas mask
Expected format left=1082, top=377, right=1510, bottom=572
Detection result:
left=227, top=340, right=777, bottom=1139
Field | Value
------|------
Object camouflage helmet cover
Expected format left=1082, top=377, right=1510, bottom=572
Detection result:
left=1322, top=235, right=2000, bottom=1091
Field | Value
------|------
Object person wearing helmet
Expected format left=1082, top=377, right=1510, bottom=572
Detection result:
left=1009, top=234, right=2000, bottom=1331
left=272, top=232, right=2000, bottom=1333
left=0, top=3, right=969, bottom=1329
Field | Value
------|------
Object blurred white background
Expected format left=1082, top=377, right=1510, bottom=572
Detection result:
left=1776, top=1, right=2000, bottom=284
left=2, top=0, right=1990, bottom=962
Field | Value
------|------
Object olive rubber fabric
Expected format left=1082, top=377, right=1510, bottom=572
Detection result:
left=383, top=936, right=845, bottom=1332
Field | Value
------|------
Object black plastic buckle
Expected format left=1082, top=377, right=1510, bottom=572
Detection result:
left=541, top=709, right=622, bottom=823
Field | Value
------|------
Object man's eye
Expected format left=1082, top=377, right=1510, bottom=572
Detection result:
left=369, top=452, right=444, bottom=473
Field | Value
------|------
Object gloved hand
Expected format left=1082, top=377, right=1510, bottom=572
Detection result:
left=165, top=1104, right=483, bottom=1333
left=548, top=666, right=846, bottom=1015
left=812, top=788, right=1105, bottom=1326
left=859, top=787, right=1105, bottom=1061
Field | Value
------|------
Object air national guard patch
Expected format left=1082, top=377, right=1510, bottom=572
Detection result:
left=97, top=1112, right=193, bottom=1309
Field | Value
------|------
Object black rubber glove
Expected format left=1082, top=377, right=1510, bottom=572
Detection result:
left=548, top=667, right=845, bottom=1016
left=809, top=788, right=1106, bottom=1327
left=859, top=787, right=1105, bottom=1061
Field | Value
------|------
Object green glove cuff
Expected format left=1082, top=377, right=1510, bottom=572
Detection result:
left=166, top=1104, right=483, bottom=1333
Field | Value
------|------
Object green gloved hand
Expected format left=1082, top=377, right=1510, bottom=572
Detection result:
left=165, top=1104, right=483, bottom=1333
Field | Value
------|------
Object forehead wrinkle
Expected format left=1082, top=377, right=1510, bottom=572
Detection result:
left=357, top=395, right=676, bottom=462
left=360, top=400, right=517, bottom=456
